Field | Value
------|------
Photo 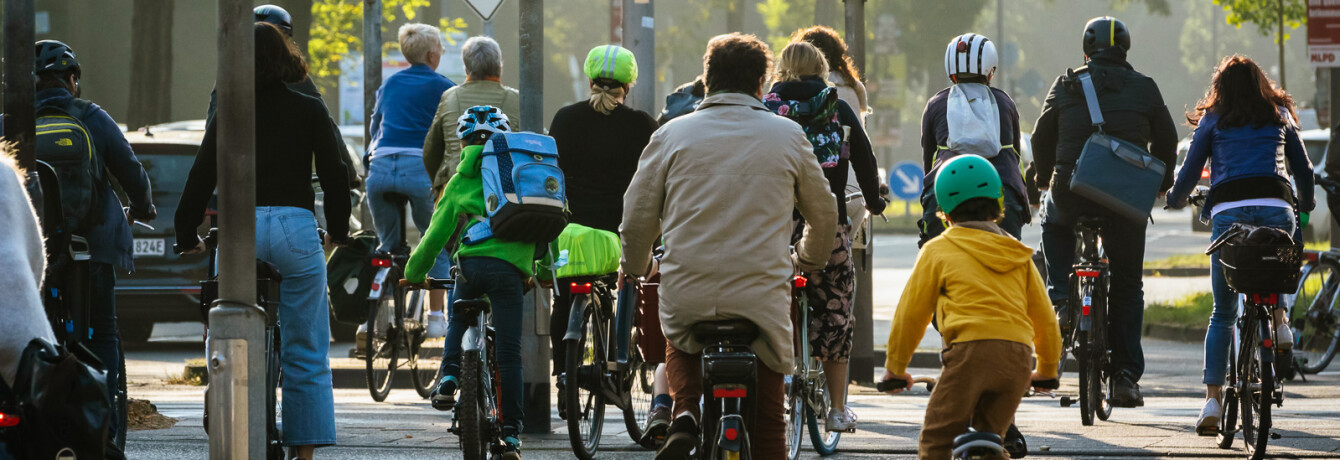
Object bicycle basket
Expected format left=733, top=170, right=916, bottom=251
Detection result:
left=1218, top=243, right=1303, bottom=294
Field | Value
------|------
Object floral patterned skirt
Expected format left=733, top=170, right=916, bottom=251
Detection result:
left=791, top=221, right=856, bottom=363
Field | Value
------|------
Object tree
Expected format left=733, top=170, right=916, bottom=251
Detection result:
left=126, top=0, right=174, bottom=129
left=1215, top=0, right=1307, bottom=89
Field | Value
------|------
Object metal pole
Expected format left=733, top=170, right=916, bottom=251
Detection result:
left=519, top=0, right=551, bottom=434
left=4, top=0, right=36, bottom=173
left=484, top=19, right=494, bottom=37
left=844, top=0, right=873, bottom=384
left=843, top=0, right=866, bottom=77
left=996, top=0, right=1006, bottom=92
left=210, top=0, right=263, bottom=458
left=622, top=0, right=654, bottom=113
left=364, top=0, right=382, bottom=149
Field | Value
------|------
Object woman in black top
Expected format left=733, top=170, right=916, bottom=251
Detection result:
left=175, top=23, right=349, bottom=458
left=546, top=45, right=671, bottom=441
left=767, top=40, right=885, bottom=434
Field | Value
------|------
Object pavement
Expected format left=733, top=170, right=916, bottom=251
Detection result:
left=123, top=207, right=1340, bottom=457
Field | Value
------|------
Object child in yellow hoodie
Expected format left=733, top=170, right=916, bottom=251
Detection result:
left=881, top=155, right=1062, bottom=459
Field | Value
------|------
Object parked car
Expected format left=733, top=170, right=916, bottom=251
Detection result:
left=114, top=120, right=368, bottom=343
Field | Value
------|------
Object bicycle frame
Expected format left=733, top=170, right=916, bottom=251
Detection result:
left=563, top=280, right=632, bottom=408
left=703, top=340, right=758, bottom=459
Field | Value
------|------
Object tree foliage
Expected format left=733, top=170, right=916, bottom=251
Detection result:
left=307, top=0, right=467, bottom=81
left=1214, top=0, right=1307, bottom=41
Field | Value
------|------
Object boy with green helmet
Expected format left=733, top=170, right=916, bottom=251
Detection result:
left=881, top=155, right=1062, bottom=458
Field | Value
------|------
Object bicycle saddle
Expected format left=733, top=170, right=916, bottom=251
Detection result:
left=382, top=192, right=411, bottom=206
left=691, top=320, right=758, bottom=345
left=454, top=299, right=491, bottom=317
left=1077, top=215, right=1108, bottom=230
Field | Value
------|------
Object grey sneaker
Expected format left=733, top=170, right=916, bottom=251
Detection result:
left=425, top=313, right=447, bottom=339
left=1196, top=398, right=1221, bottom=436
left=1276, top=323, right=1294, bottom=349
left=641, top=405, right=672, bottom=446
left=825, top=405, right=857, bottom=433
left=354, top=322, right=368, bottom=358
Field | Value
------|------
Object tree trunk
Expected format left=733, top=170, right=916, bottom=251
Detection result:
left=727, top=0, right=744, bottom=33
left=1279, top=0, right=1287, bottom=90
left=275, top=0, right=314, bottom=53
left=126, top=0, right=174, bottom=130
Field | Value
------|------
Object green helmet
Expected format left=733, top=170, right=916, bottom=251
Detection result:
left=584, top=45, right=638, bottom=85
left=934, top=155, right=1002, bottom=215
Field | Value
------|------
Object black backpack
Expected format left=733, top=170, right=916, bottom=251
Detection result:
left=0, top=338, right=110, bottom=460
left=35, top=99, right=104, bottom=235
left=326, top=231, right=380, bottom=325
left=764, top=87, right=844, bottom=168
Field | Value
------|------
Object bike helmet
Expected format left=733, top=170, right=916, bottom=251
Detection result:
left=456, top=105, right=511, bottom=144
left=1082, top=16, right=1130, bottom=57
left=943, top=33, right=997, bottom=81
left=35, top=40, right=79, bottom=75
left=583, top=45, right=639, bottom=86
left=254, top=4, right=294, bottom=35
left=934, top=155, right=1002, bottom=215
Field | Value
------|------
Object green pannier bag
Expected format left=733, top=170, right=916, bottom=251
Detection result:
left=539, top=223, right=621, bottom=280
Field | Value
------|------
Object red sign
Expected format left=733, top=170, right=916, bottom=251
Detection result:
left=1309, top=0, right=1340, bottom=67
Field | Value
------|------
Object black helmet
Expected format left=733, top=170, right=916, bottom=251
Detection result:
left=254, top=4, right=293, bottom=34
left=1082, top=16, right=1130, bottom=57
left=35, top=40, right=79, bottom=75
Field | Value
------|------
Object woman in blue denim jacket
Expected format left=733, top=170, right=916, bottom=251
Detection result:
left=1166, top=55, right=1314, bottom=436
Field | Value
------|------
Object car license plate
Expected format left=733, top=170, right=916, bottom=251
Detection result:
left=133, top=238, right=165, bottom=257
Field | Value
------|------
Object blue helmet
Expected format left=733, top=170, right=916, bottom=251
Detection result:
left=457, top=106, right=511, bottom=144
left=254, top=4, right=293, bottom=35
left=35, top=40, right=79, bottom=75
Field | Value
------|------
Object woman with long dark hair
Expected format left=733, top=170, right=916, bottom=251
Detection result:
left=176, top=22, right=350, bottom=459
left=1167, top=55, right=1313, bottom=435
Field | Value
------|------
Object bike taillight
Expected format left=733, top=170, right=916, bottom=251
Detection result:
left=713, top=388, right=747, bottom=398
left=570, top=282, right=592, bottom=295
left=1082, top=305, right=1090, bottom=316
left=792, top=276, right=807, bottom=288
left=724, top=427, right=739, bottom=440
left=0, top=412, right=19, bottom=427
left=371, top=257, right=392, bottom=268
left=1075, top=270, right=1100, bottom=278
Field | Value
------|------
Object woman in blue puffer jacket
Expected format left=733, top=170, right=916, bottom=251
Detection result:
left=1166, top=55, right=1314, bottom=436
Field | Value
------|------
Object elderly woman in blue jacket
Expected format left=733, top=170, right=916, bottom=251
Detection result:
left=1166, top=55, right=1314, bottom=436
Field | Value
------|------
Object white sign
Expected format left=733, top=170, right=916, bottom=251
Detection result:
left=463, top=0, right=505, bottom=22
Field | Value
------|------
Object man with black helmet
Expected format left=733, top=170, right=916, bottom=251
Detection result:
left=32, top=39, right=156, bottom=446
left=1030, top=16, right=1179, bottom=407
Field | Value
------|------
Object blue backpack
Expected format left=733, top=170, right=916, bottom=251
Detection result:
left=465, top=132, right=569, bottom=244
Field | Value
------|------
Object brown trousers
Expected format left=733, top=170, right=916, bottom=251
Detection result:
left=666, top=340, right=786, bottom=459
left=920, top=340, right=1033, bottom=460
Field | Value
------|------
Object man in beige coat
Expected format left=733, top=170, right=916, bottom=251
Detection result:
left=621, top=33, right=837, bottom=460
left=422, top=35, right=521, bottom=192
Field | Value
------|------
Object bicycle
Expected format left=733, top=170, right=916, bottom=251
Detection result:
left=404, top=276, right=507, bottom=460
left=560, top=276, right=657, bottom=459
left=1291, top=175, right=1340, bottom=375
left=686, top=319, right=761, bottom=460
left=364, top=192, right=442, bottom=401
left=784, top=274, right=845, bottom=460
left=878, top=375, right=1056, bottom=460
left=1054, top=215, right=1117, bottom=425
left=178, top=228, right=286, bottom=460
left=1204, top=221, right=1301, bottom=459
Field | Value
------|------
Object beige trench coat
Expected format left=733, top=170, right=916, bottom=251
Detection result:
left=620, top=92, right=838, bottom=375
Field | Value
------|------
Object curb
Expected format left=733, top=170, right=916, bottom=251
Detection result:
left=1143, top=267, right=1211, bottom=277
left=1143, top=323, right=1206, bottom=343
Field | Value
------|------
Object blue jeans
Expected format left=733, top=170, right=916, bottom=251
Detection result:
left=88, top=262, right=121, bottom=443
left=439, top=257, right=526, bottom=431
left=255, top=207, right=337, bottom=446
left=366, top=152, right=451, bottom=278
left=1204, top=206, right=1296, bottom=386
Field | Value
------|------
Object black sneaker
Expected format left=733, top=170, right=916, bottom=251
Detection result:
left=641, top=404, right=672, bottom=447
left=655, top=413, right=699, bottom=460
left=430, top=375, right=458, bottom=411
left=1004, top=423, right=1027, bottom=458
left=556, top=377, right=567, bottom=421
left=501, top=432, right=522, bottom=460
left=1109, top=371, right=1145, bottom=408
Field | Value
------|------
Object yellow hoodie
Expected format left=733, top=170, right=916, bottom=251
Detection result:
left=885, top=222, right=1062, bottom=378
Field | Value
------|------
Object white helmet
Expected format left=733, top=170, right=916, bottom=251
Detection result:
left=944, top=33, right=998, bottom=81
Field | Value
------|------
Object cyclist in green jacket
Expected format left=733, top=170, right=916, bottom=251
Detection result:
left=405, top=106, right=533, bottom=460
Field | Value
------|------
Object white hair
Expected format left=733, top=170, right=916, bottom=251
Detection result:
left=461, top=36, right=503, bottom=79
left=398, top=23, right=443, bottom=65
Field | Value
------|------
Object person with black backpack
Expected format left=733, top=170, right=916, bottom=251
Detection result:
left=1031, top=17, right=1179, bottom=408
left=31, top=39, right=155, bottom=448
left=764, top=40, right=884, bottom=434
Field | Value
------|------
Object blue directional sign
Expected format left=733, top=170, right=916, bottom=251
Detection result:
left=889, top=161, right=924, bottom=201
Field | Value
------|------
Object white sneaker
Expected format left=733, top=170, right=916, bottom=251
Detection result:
left=354, top=323, right=368, bottom=357
left=426, top=313, right=447, bottom=339
left=1276, top=323, right=1294, bottom=350
left=825, top=405, right=857, bottom=433
left=1195, top=398, right=1220, bottom=436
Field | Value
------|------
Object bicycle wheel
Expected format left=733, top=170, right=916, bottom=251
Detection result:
left=266, top=325, right=284, bottom=460
left=458, top=349, right=489, bottom=460
left=114, top=349, right=128, bottom=451
left=785, top=373, right=803, bottom=460
left=408, top=292, right=443, bottom=399
left=1077, top=332, right=1097, bottom=426
left=621, top=337, right=656, bottom=449
left=1294, top=260, right=1340, bottom=374
left=1093, top=279, right=1113, bottom=422
left=364, top=293, right=399, bottom=402
left=1239, top=313, right=1273, bottom=460
left=1217, top=346, right=1239, bottom=449
left=565, top=297, right=605, bottom=459
left=807, top=359, right=842, bottom=455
